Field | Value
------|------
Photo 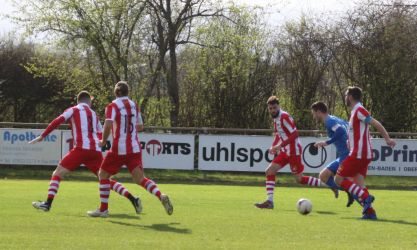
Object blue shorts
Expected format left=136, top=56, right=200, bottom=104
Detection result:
left=326, top=154, right=348, bottom=174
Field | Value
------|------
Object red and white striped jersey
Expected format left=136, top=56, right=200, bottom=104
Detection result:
left=62, top=103, right=102, bottom=151
left=105, top=97, right=143, bottom=155
left=348, top=103, right=373, bottom=159
left=273, top=110, right=302, bottom=155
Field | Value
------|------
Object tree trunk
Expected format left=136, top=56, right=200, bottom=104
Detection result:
left=167, top=36, right=179, bottom=126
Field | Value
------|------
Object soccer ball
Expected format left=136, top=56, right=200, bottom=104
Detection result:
left=297, top=198, right=312, bottom=215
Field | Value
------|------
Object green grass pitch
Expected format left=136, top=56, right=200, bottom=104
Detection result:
left=0, top=180, right=416, bottom=249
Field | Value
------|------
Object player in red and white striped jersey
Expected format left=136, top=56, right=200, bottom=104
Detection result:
left=30, top=91, right=141, bottom=214
left=334, top=86, right=396, bottom=219
left=87, top=81, right=173, bottom=218
left=255, top=96, right=325, bottom=209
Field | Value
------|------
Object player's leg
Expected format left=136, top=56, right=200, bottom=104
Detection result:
left=291, top=156, right=323, bottom=187
left=335, top=158, right=375, bottom=219
left=354, top=170, right=377, bottom=219
left=294, top=173, right=323, bottom=187
left=32, top=165, right=71, bottom=211
left=87, top=152, right=119, bottom=218
left=32, top=149, right=78, bottom=212
left=254, top=152, right=286, bottom=209
left=84, top=150, right=139, bottom=212
left=319, top=167, right=339, bottom=198
left=128, top=153, right=173, bottom=215
left=328, top=157, right=355, bottom=206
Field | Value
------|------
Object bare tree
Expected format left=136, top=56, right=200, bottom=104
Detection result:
left=146, top=0, right=221, bottom=126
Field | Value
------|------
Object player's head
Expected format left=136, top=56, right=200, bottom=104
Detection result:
left=114, top=81, right=129, bottom=97
left=345, top=86, right=362, bottom=107
left=77, top=91, right=93, bottom=106
left=267, top=96, right=280, bottom=118
left=310, top=101, right=328, bottom=122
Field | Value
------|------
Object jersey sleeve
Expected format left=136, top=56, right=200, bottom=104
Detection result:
left=328, top=119, right=341, bottom=132
left=326, top=126, right=345, bottom=145
left=41, top=108, right=73, bottom=137
left=282, top=114, right=297, bottom=134
left=357, top=108, right=372, bottom=124
left=61, top=108, right=74, bottom=121
left=105, top=104, right=116, bottom=121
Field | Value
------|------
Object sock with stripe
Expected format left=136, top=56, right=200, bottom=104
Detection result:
left=99, top=179, right=111, bottom=212
left=46, top=175, right=61, bottom=205
left=140, top=178, right=162, bottom=200
left=110, top=179, right=135, bottom=202
left=340, top=179, right=369, bottom=202
left=300, top=176, right=322, bottom=187
left=266, top=175, right=275, bottom=202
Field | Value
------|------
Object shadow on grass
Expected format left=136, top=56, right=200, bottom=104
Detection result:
left=108, top=221, right=192, bottom=234
left=315, top=211, right=337, bottom=215
left=342, top=217, right=417, bottom=227
left=109, top=213, right=143, bottom=219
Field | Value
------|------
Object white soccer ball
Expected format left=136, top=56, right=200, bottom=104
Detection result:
left=297, top=198, right=312, bottom=215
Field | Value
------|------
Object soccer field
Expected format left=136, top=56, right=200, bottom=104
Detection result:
left=0, top=180, right=416, bottom=249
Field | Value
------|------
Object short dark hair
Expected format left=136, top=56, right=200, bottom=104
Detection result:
left=311, top=101, right=328, bottom=113
left=77, top=91, right=92, bottom=103
left=114, top=81, right=129, bottom=97
left=346, top=86, right=362, bottom=101
left=267, top=96, right=279, bottom=105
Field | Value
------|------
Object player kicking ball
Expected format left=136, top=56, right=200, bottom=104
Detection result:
left=255, top=96, right=326, bottom=209
left=87, top=81, right=173, bottom=218
left=310, top=101, right=354, bottom=207
left=29, top=91, right=141, bottom=214
left=334, top=86, right=396, bottom=220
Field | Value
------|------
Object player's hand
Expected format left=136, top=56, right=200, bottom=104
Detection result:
left=269, top=145, right=281, bottom=154
left=28, top=136, right=43, bottom=144
left=98, top=140, right=106, bottom=147
left=314, top=141, right=327, bottom=148
left=385, top=138, right=396, bottom=148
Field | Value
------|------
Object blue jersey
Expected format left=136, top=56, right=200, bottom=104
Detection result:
left=325, top=115, right=349, bottom=158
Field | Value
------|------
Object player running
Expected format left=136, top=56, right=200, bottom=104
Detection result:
left=87, top=81, right=173, bottom=218
left=29, top=91, right=141, bottom=213
left=255, top=96, right=326, bottom=209
left=335, top=86, right=396, bottom=220
left=310, top=101, right=354, bottom=207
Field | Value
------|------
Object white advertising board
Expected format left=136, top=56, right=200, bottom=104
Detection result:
left=198, top=135, right=417, bottom=176
left=61, top=131, right=195, bottom=170
left=0, top=128, right=61, bottom=166
left=198, top=135, right=336, bottom=173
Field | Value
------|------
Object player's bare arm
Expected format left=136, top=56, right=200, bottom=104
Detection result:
left=100, top=120, right=113, bottom=147
left=369, top=118, right=396, bottom=148
left=314, top=141, right=328, bottom=148
left=28, top=135, right=44, bottom=144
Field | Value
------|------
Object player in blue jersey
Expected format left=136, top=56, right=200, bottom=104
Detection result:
left=311, top=102, right=354, bottom=207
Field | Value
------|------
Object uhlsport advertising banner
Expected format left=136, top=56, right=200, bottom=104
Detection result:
left=62, top=131, right=195, bottom=170
left=198, top=135, right=417, bottom=176
left=0, top=128, right=61, bottom=165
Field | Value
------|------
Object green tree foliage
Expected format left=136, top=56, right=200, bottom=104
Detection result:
left=0, top=37, right=69, bottom=122
left=4, top=0, right=416, bottom=131
left=274, top=17, right=333, bottom=129
left=178, top=6, right=278, bottom=128
left=13, top=0, right=148, bottom=103
left=334, top=2, right=417, bottom=131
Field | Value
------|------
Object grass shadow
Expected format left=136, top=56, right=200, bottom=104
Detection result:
left=109, top=213, right=142, bottom=219
left=316, top=211, right=337, bottom=215
left=342, top=217, right=417, bottom=227
left=108, top=221, right=192, bottom=234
